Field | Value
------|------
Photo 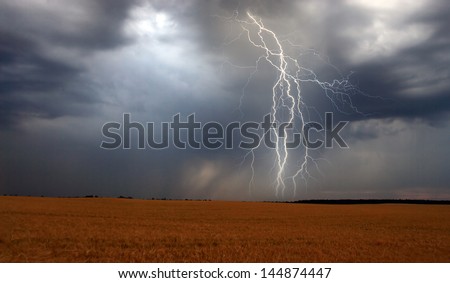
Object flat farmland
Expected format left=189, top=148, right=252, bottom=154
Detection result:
left=1, top=197, right=449, bottom=262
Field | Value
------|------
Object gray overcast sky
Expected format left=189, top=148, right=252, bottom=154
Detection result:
left=1, top=0, right=449, bottom=200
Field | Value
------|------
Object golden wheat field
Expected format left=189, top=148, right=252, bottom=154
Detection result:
left=1, top=196, right=449, bottom=262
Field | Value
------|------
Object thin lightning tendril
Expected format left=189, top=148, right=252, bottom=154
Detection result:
left=220, top=11, right=377, bottom=198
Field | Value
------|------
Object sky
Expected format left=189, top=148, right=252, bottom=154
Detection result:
left=1, top=0, right=449, bottom=200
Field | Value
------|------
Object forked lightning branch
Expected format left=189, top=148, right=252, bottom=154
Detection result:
left=220, top=11, right=369, bottom=196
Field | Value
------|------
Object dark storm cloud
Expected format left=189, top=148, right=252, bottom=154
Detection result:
left=344, top=0, right=450, bottom=123
left=0, top=30, right=81, bottom=125
left=340, top=59, right=450, bottom=124
left=0, top=0, right=137, bottom=127
left=0, top=0, right=135, bottom=50
left=344, top=1, right=450, bottom=122
left=2, top=0, right=449, bottom=127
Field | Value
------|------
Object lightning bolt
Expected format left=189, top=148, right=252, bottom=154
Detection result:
left=220, top=11, right=375, bottom=198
